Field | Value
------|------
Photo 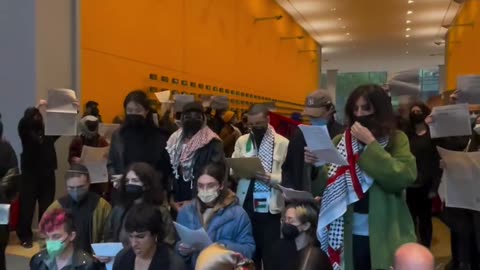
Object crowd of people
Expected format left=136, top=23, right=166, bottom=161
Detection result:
left=0, top=84, right=478, bottom=270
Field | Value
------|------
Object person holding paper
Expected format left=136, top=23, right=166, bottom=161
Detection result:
left=176, top=162, right=255, bottom=269
left=166, top=102, right=224, bottom=213
left=16, top=107, right=60, bottom=248
left=271, top=202, right=331, bottom=270
left=108, top=90, right=172, bottom=190
left=113, top=203, right=186, bottom=270
left=69, top=116, right=109, bottom=197
left=0, top=115, right=19, bottom=270
left=30, top=209, right=103, bottom=270
left=305, top=84, right=417, bottom=270
left=232, top=104, right=289, bottom=270
left=43, top=164, right=111, bottom=254
left=103, top=162, right=176, bottom=248
left=282, top=90, right=344, bottom=195
left=405, top=102, right=442, bottom=248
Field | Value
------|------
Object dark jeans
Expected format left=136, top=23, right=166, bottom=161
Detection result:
left=443, top=207, right=480, bottom=267
left=406, top=186, right=433, bottom=247
left=251, top=212, right=281, bottom=270
left=16, top=169, right=56, bottom=242
left=353, top=235, right=371, bottom=270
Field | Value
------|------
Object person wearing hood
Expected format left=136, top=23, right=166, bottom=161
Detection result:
left=166, top=102, right=224, bottom=214
left=69, top=116, right=109, bottom=197
left=282, top=90, right=344, bottom=195
left=176, top=162, right=255, bottom=270
left=108, top=90, right=172, bottom=192
left=43, top=164, right=111, bottom=254
left=272, top=202, right=332, bottom=270
left=17, top=106, right=60, bottom=248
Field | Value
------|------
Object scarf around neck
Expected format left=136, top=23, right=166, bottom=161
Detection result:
left=166, top=126, right=219, bottom=183
left=317, top=129, right=388, bottom=270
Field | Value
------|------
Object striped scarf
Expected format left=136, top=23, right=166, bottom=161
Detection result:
left=317, top=129, right=388, bottom=270
left=247, top=125, right=275, bottom=192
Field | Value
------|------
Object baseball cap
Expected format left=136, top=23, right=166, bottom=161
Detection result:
left=182, top=102, right=204, bottom=114
left=303, top=90, right=334, bottom=117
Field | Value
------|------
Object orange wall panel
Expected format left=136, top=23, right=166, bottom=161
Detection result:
left=81, top=0, right=319, bottom=122
left=446, top=0, right=480, bottom=91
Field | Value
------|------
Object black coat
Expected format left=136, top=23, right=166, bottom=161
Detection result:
left=30, top=250, right=103, bottom=270
left=113, top=245, right=186, bottom=270
left=282, top=120, right=344, bottom=191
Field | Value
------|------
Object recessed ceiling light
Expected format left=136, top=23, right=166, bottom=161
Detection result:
left=405, top=34, right=410, bottom=38
left=342, top=26, right=347, bottom=29
left=406, top=20, right=411, bottom=24
left=406, top=28, right=411, bottom=31
left=346, top=32, right=350, bottom=35
left=407, top=10, right=413, bottom=15
left=406, top=43, right=409, bottom=46
left=406, top=51, right=409, bottom=54
left=331, top=8, right=337, bottom=12
left=338, top=18, right=342, bottom=21
left=408, top=0, right=414, bottom=3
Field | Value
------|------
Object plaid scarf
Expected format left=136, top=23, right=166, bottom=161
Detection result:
left=248, top=125, right=275, bottom=192
left=317, top=129, right=388, bottom=270
left=166, top=126, right=219, bottom=183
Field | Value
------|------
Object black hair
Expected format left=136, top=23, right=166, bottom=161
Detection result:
left=345, top=84, right=395, bottom=137
left=123, top=90, right=150, bottom=111
left=119, top=162, right=165, bottom=205
left=201, top=162, right=227, bottom=185
left=247, top=104, right=269, bottom=117
left=124, top=203, right=165, bottom=241
left=65, top=164, right=90, bottom=182
left=407, top=101, right=431, bottom=136
left=85, top=101, right=99, bottom=108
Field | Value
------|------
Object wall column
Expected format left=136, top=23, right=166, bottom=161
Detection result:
left=326, top=69, right=338, bottom=104
left=438, top=64, right=446, bottom=93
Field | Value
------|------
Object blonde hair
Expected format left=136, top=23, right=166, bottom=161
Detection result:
left=284, top=202, right=319, bottom=239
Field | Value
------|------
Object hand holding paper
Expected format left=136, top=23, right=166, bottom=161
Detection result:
left=299, top=125, right=348, bottom=167
left=428, top=104, right=472, bottom=138
left=45, top=88, right=78, bottom=136
left=174, top=222, right=212, bottom=250
left=81, top=146, right=110, bottom=183
left=226, top=157, right=265, bottom=178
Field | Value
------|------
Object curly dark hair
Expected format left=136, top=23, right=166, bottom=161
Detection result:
left=118, top=162, right=165, bottom=205
left=345, top=84, right=396, bottom=137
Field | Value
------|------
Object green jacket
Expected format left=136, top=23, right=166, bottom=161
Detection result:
left=307, top=131, right=417, bottom=270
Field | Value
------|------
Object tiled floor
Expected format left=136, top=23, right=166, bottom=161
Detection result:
left=5, top=218, right=452, bottom=269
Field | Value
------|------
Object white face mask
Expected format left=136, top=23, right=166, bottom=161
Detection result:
left=198, top=189, right=219, bottom=204
left=474, top=124, right=480, bottom=135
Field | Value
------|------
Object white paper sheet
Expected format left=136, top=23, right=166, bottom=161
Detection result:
left=174, top=222, right=212, bottom=250
left=0, top=204, right=11, bottom=225
left=91, top=242, right=123, bottom=270
left=81, top=146, right=110, bottom=183
left=437, top=147, right=480, bottom=212
left=226, top=157, right=265, bottom=179
left=457, top=75, right=480, bottom=104
left=98, top=123, right=120, bottom=143
left=45, top=88, right=78, bottom=136
left=298, top=125, right=348, bottom=166
left=429, top=104, right=472, bottom=138
left=154, top=91, right=171, bottom=103
left=277, top=185, right=314, bottom=201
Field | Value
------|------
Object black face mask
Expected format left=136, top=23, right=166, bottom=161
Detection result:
left=354, top=114, right=376, bottom=129
left=183, top=119, right=203, bottom=136
left=85, top=121, right=99, bottom=132
left=89, top=107, right=100, bottom=117
left=125, top=114, right=146, bottom=128
left=251, top=126, right=267, bottom=144
left=410, top=112, right=426, bottom=124
left=125, top=184, right=143, bottom=200
left=282, top=223, right=300, bottom=240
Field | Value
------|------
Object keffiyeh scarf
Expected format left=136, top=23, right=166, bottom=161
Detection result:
left=317, top=129, right=388, bottom=270
left=166, top=127, right=219, bottom=184
left=247, top=125, right=275, bottom=193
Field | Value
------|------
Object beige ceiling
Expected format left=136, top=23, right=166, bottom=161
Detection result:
left=276, top=0, right=462, bottom=72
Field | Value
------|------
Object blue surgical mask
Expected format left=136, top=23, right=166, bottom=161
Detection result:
left=310, top=118, right=328, bottom=126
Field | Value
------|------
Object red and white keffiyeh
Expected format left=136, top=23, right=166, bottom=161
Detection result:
left=317, top=129, right=388, bottom=270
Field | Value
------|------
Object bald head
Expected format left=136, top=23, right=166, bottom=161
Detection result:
left=394, top=243, right=434, bottom=270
